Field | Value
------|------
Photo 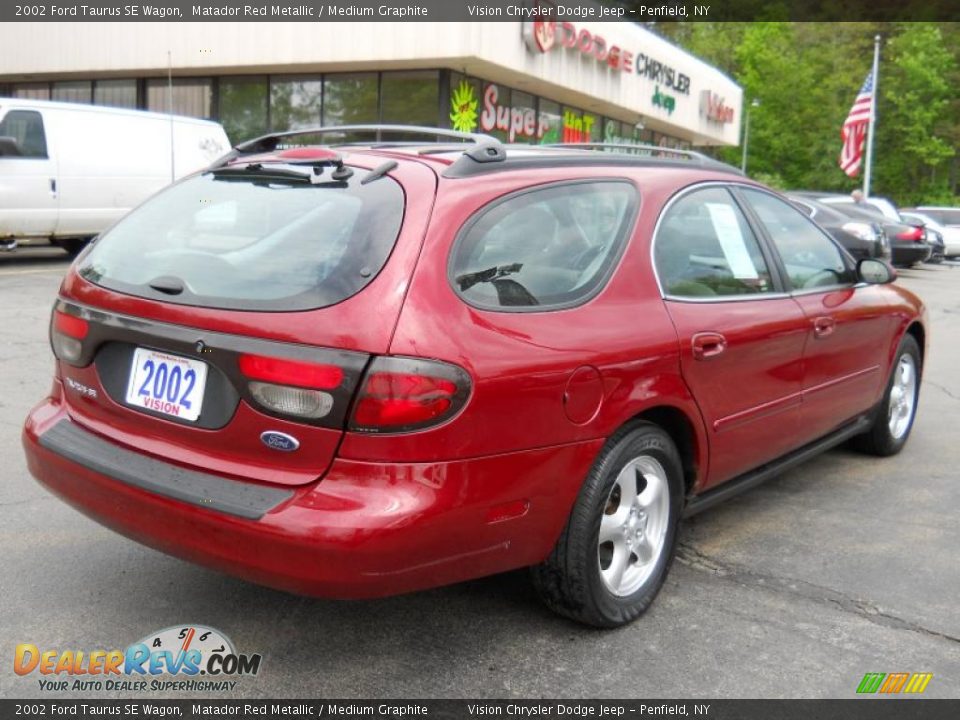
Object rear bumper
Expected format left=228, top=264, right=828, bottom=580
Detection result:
left=23, top=391, right=602, bottom=598
left=891, top=242, right=932, bottom=266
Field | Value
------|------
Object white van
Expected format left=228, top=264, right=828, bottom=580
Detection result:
left=0, top=98, right=230, bottom=254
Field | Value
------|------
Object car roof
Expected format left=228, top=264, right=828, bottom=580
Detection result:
left=213, top=125, right=744, bottom=180
left=786, top=194, right=857, bottom=225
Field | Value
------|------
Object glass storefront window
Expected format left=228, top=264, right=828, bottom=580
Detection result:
left=448, top=73, right=482, bottom=134
left=12, top=83, right=50, bottom=101
left=52, top=81, right=92, bottom=104
left=561, top=106, right=599, bottom=143
left=478, top=82, right=511, bottom=142
left=147, top=78, right=212, bottom=119
left=218, top=76, right=268, bottom=143
left=94, top=79, right=137, bottom=109
left=538, top=99, right=561, bottom=144
left=269, top=76, right=323, bottom=132
left=322, top=74, right=378, bottom=143
left=380, top=71, right=439, bottom=131
left=507, top=89, right=539, bottom=144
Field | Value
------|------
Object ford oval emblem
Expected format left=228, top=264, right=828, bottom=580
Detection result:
left=260, top=431, right=300, bottom=452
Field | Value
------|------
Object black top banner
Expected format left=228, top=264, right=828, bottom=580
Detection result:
left=4, top=0, right=960, bottom=22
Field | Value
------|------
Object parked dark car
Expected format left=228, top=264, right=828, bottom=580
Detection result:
left=23, top=128, right=927, bottom=627
left=787, top=194, right=889, bottom=261
left=791, top=192, right=931, bottom=267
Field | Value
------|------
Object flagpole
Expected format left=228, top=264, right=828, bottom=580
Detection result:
left=863, top=35, right=881, bottom=198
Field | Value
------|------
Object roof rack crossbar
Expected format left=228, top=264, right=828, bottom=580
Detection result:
left=233, top=125, right=499, bottom=155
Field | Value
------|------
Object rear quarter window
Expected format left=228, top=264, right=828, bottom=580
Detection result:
left=449, top=180, right=638, bottom=311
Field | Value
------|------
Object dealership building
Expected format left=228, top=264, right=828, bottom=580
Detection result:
left=0, top=21, right=741, bottom=149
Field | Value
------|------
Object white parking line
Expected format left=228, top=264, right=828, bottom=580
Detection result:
left=0, top=267, right=67, bottom=277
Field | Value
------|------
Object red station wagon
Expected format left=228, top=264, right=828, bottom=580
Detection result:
left=23, top=126, right=926, bottom=627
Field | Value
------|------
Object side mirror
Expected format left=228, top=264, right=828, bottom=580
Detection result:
left=858, top=258, right=896, bottom=285
left=0, top=136, right=23, bottom=157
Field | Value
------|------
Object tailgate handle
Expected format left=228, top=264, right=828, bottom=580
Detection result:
left=692, top=332, right=727, bottom=361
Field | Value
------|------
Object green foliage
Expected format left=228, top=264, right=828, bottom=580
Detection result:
left=657, top=22, right=959, bottom=205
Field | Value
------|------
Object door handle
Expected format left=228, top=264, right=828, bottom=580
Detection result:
left=813, top=316, right=836, bottom=339
left=49, top=178, right=57, bottom=195
left=692, top=332, right=727, bottom=360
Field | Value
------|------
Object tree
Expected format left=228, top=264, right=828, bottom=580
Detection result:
left=873, top=24, right=956, bottom=203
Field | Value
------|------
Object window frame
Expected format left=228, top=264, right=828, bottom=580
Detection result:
left=0, top=109, right=49, bottom=160
left=650, top=182, right=791, bottom=303
left=448, top=178, right=641, bottom=314
left=732, top=185, right=858, bottom=296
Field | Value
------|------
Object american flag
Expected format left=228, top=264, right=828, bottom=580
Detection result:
left=839, top=71, right=874, bottom=177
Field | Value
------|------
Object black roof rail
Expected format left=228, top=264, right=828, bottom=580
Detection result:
left=442, top=142, right=743, bottom=179
left=541, top=142, right=742, bottom=173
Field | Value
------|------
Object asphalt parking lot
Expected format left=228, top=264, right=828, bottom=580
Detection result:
left=1, top=247, right=958, bottom=700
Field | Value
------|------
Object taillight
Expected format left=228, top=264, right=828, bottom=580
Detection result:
left=349, top=357, right=471, bottom=433
left=239, top=353, right=345, bottom=420
left=51, top=309, right=89, bottom=365
left=896, top=226, right=924, bottom=242
left=238, top=354, right=343, bottom=390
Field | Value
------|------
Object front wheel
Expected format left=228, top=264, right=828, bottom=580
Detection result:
left=531, top=422, right=683, bottom=627
left=853, top=334, right=921, bottom=456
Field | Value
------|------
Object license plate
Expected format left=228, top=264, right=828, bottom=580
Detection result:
left=124, top=348, right=208, bottom=422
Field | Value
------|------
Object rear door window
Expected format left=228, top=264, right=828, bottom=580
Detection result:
left=78, top=165, right=405, bottom=311
left=449, top=181, right=638, bottom=310
left=654, top=186, right=776, bottom=298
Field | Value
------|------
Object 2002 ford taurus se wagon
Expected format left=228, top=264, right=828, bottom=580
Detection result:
left=23, top=126, right=926, bottom=627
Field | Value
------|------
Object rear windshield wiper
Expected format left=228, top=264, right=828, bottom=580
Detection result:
left=208, top=164, right=314, bottom=184
left=208, top=163, right=349, bottom=187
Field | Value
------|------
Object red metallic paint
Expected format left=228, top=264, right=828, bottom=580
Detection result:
left=21, top=148, right=927, bottom=600
left=664, top=297, right=809, bottom=488
left=25, top=383, right=603, bottom=597
left=791, top=286, right=894, bottom=441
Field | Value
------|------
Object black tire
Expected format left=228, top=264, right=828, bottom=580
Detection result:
left=54, top=238, right=90, bottom=257
left=852, top=334, right=921, bottom=456
left=531, top=422, right=684, bottom=628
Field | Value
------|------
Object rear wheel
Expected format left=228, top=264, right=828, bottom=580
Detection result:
left=531, top=422, right=683, bottom=627
left=853, top=334, right=921, bottom=456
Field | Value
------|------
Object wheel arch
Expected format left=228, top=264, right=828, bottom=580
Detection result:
left=627, top=404, right=705, bottom=497
left=905, top=321, right=925, bottom=368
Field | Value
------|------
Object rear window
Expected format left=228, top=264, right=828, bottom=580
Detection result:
left=78, top=166, right=404, bottom=311
left=449, top=181, right=638, bottom=311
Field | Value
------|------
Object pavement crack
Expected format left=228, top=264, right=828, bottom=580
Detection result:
left=927, top=381, right=960, bottom=402
left=676, top=542, right=960, bottom=646
left=0, top=496, right=53, bottom=508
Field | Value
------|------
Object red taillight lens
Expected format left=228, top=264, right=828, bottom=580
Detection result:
left=349, top=357, right=471, bottom=433
left=896, top=226, right=924, bottom=242
left=51, top=309, right=89, bottom=365
left=54, top=310, right=89, bottom=339
left=238, top=353, right=344, bottom=390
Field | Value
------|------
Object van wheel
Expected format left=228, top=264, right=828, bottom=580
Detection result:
left=54, top=238, right=89, bottom=257
left=531, top=422, right=683, bottom=627
left=853, top=334, right=921, bottom=456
